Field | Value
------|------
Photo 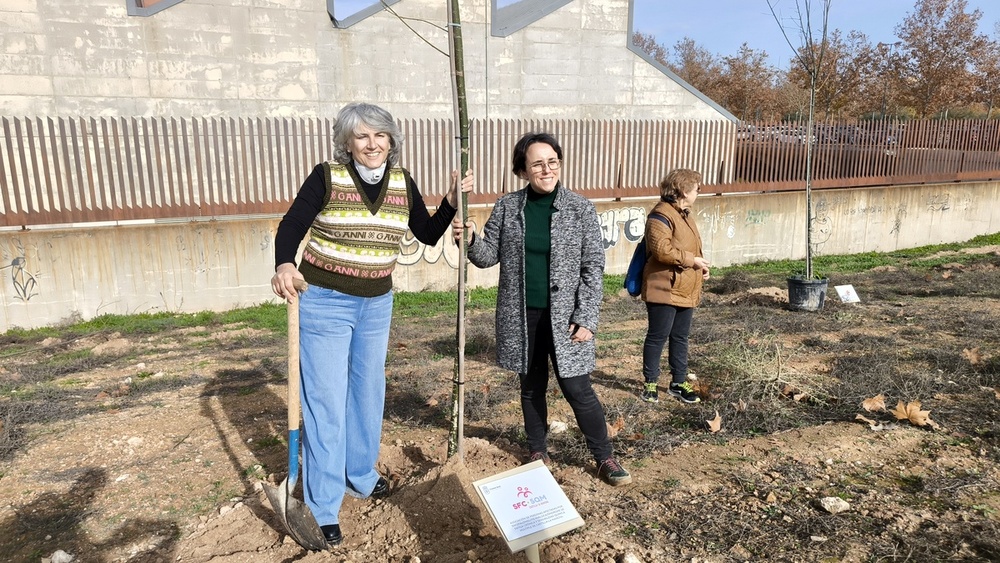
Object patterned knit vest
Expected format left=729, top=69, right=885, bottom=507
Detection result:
left=299, top=162, right=411, bottom=297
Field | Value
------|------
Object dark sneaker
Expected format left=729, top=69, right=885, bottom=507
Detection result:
left=668, top=381, right=700, bottom=403
left=527, top=451, right=551, bottom=465
left=370, top=476, right=390, bottom=499
left=597, top=457, right=632, bottom=486
left=641, top=382, right=659, bottom=403
left=321, top=523, right=343, bottom=546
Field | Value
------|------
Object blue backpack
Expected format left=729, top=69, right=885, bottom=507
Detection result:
left=623, top=213, right=670, bottom=297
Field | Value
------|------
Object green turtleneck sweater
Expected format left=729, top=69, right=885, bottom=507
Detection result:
left=523, top=186, right=557, bottom=309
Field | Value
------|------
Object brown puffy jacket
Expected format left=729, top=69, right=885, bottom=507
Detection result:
left=640, top=200, right=704, bottom=307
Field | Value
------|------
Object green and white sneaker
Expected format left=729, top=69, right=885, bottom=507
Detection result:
left=641, top=382, right=659, bottom=403
left=668, top=381, right=701, bottom=404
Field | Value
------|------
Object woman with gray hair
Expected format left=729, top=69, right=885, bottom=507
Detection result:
left=271, top=102, right=473, bottom=547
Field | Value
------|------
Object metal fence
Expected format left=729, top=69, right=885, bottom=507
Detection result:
left=730, top=118, right=1000, bottom=192
left=2, top=116, right=998, bottom=228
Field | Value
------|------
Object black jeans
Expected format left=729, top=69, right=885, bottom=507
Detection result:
left=642, top=302, right=694, bottom=385
left=520, top=307, right=612, bottom=463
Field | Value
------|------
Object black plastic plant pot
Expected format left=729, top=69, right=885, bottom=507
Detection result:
left=787, top=276, right=828, bottom=312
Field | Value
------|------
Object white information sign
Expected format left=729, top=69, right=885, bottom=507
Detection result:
left=835, top=284, right=861, bottom=303
left=472, top=460, right=585, bottom=553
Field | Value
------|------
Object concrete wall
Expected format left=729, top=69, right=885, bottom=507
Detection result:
left=2, top=181, right=997, bottom=331
left=0, top=0, right=726, bottom=121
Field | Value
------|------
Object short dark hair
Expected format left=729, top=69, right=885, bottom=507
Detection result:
left=511, top=132, right=563, bottom=176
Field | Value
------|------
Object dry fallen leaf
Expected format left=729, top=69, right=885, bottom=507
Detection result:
left=707, top=410, right=722, bottom=433
left=855, top=413, right=877, bottom=426
left=861, top=394, right=886, bottom=412
left=891, top=400, right=940, bottom=429
left=607, top=416, right=625, bottom=438
left=941, top=270, right=952, bottom=279
left=962, top=347, right=983, bottom=365
left=732, top=399, right=748, bottom=412
left=425, top=398, right=438, bottom=407
left=854, top=413, right=885, bottom=431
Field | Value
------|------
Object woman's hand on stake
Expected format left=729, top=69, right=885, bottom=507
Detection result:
left=447, top=169, right=475, bottom=208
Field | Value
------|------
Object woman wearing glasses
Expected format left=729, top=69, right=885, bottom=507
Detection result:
left=453, top=132, right=630, bottom=486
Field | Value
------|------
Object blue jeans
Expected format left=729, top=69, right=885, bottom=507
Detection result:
left=642, top=303, right=694, bottom=385
left=298, top=286, right=393, bottom=526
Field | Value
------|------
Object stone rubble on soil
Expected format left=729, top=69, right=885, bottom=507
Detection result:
left=818, top=496, right=851, bottom=514
left=42, top=551, right=74, bottom=563
left=549, top=420, right=568, bottom=433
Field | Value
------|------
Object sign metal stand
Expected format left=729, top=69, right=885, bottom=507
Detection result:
left=472, top=460, right=585, bottom=561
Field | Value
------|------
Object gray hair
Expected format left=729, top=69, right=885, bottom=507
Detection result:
left=331, top=102, right=404, bottom=167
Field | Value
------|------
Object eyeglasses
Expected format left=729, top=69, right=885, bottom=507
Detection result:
left=528, top=159, right=562, bottom=173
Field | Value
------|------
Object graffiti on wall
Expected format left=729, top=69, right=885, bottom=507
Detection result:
left=598, top=207, right=647, bottom=249
left=398, top=225, right=467, bottom=268
left=927, top=193, right=951, bottom=212
left=397, top=207, right=655, bottom=267
left=745, top=209, right=771, bottom=226
left=1, top=239, right=40, bottom=302
left=697, top=205, right=739, bottom=239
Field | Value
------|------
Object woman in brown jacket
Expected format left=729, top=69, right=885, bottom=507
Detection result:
left=640, top=169, right=711, bottom=404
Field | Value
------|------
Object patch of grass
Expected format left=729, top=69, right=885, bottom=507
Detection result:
left=711, top=233, right=1000, bottom=281
left=217, top=304, right=286, bottom=333
left=254, top=435, right=283, bottom=449
left=189, top=479, right=242, bottom=514
left=243, top=463, right=267, bottom=480
left=394, top=286, right=499, bottom=317
left=57, top=377, right=87, bottom=387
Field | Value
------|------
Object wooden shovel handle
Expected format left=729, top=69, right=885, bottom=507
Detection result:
left=287, top=278, right=308, bottom=432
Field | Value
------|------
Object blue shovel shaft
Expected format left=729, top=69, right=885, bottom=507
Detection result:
left=287, top=428, right=301, bottom=490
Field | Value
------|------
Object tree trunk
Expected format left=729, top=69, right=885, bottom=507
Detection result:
left=447, top=0, right=470, bottom=460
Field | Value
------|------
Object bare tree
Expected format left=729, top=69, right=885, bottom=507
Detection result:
left=774, top=71, right=811, bottom=119
left=788, top=29, right=876, bottom=118
left=768, top=0, right=831, bottom=281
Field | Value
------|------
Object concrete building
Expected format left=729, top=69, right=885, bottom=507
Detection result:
left=0, top=0, right=734, bottom=121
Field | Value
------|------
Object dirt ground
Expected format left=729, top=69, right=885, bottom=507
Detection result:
left=2, top=248, right=1000, bottom=562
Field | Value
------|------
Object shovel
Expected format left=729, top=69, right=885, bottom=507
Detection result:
left=262, top=279, right=328, bottom=551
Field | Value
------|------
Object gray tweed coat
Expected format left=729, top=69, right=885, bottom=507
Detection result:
left=467, top=184, right=605, bottom=377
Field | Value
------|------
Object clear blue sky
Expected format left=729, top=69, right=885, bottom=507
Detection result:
left=632, top=0, right=999, bottom=68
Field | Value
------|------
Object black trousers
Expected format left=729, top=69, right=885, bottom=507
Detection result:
left=520, top=307, right=612, bottom=463
left=642, top=302, right=694, bottom=384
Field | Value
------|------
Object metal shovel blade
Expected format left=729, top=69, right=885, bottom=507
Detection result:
left=262, top=475, right=327, bottom=551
